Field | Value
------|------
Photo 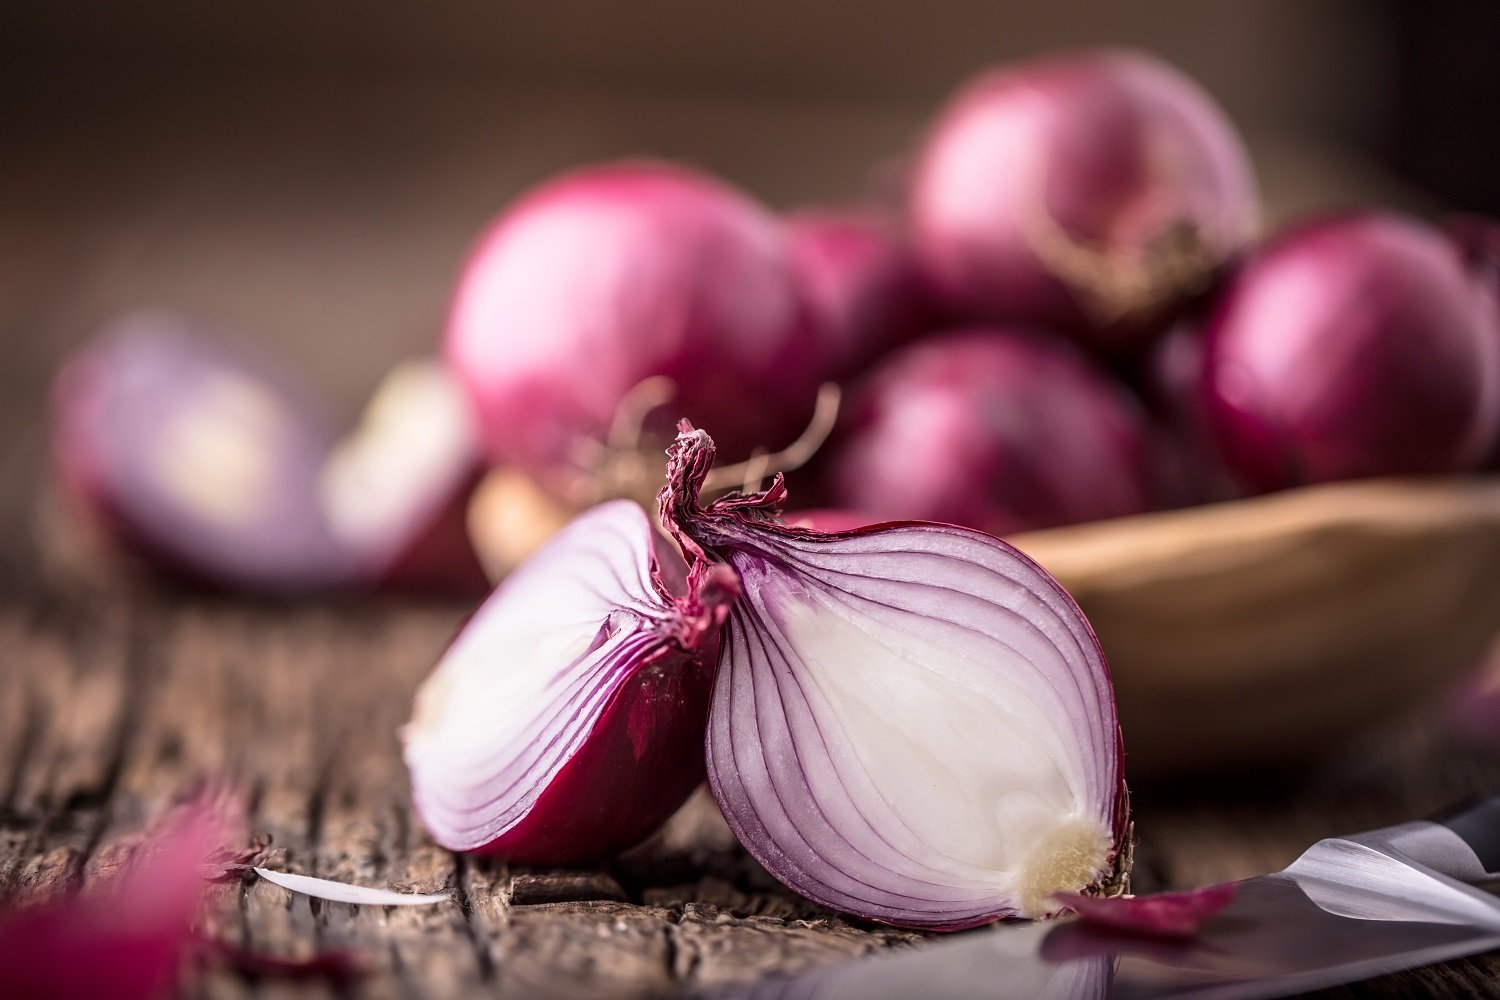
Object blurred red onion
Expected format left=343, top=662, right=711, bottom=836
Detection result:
left=1200, top=211, right=1500, bottom=492
left=821, top=327, right=1157, bottom=535
left=784, top=208, right=926, bottom=379
left=445, top=161, right=818, bottom=502
left=909, top=49, right=1258, bottom=350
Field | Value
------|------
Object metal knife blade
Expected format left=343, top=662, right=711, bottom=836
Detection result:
left=719, top=797, right=1500, bottom=1000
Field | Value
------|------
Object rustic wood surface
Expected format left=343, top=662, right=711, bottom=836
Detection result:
left=3, top=74, right=1500, bottom=998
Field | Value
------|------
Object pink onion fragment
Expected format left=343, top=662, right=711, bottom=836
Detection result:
left=1051, top=883, right=1237, bottom=938
left=0, top=795, right=237, bottom=1000
left=403, top=500, right=734, bottom=863
left=661, top=426, right=1128, bottom=930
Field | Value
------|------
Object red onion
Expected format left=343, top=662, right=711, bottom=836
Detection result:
left=661, top=425, right=1129, bottom=929
left=821, top=327, right=1157, bottom=535
left=51, top=313, right=361, bottom=593
left=402, top=499, right=735, bottom=863
left=909, top=49, right=1258, bottom=349
left=1200, top=212, right=1500, bottom=492
left=784, top=208, right=926, bottom=380
left=444, top=161, right=818, bottom=502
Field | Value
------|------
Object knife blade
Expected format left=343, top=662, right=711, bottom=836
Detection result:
left=720, top=797, right=1500, bottom=1000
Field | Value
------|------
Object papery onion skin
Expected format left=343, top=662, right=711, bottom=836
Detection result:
left=785, top=208, right=928, bottom=380
left=821, top=327, right=1157, bottom=534
left=662, top=425, right=1129, bottom=931
left=404, top=500, right=734, bottom=865
left=1052, top=883, right=1236, bottom=939
left=909, top=49, right=1257, bottom=350
left=1200, top=211, right=1500, bottom=492
left=444, top=161, right=818, bottom=496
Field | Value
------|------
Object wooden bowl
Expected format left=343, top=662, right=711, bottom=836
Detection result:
left=1009, top=477, right=1500, bottom=775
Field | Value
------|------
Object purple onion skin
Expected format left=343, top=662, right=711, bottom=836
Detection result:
left=785, top=208, right=928, bottom=380
left=822, top=327, right=1158, bottom=535
left=445, top=161, right=819, bottom=488
left=1200, top=212, right=1500, bottom=493
left=909, top=49, right=1257, bottom=351
left=466, top=637, right=717, bottom=865
left=0, top=797, right=232, bottom=1000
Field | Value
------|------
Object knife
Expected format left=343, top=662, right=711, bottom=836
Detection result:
left=721, top=797, right=1500, bottom=999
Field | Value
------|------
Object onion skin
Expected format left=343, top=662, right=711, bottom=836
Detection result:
left=0, top=795, right=237, bottom=1000
left=822, top=327, right=1157, bottom=534
left=662, top=426, right=1129, bottom=930
left=444, top=161, right=818, bottom=496
left=785, top=208, right=927, bottom=380
left=1052, top=883, right=1236, bottom=939
left=909, top=49, right=1257, bottom=349
left=404, top=500, right=734, bottom=864
left=1200, top=212, right=1500, bottom=492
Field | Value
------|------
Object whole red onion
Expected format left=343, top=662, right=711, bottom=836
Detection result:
left=445, top=161, right=817, bottom=501
left=822, top=327, right=1157, bottom=535
left=784, top=208, right=926, bottom=380
left=1200, top=211, right=1500, bottom=492
left=909, top=49, right=1258, bottom=349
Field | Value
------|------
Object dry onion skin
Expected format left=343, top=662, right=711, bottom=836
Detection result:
left=660, top=425, right=1129, bottom=930
left=402, top=499, right=735, bottom=863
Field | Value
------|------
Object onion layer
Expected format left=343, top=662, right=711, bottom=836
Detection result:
left=661, top=426, right=1128, bottom=930
left=403, top=499, right=734, bottom=863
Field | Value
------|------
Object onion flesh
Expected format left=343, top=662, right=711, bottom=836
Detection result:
left=402, top=499, right=733, bottom=863
left=661, top=425, right=1128, bottom=930
left=1200, top=211, right=1500, bottom=491
left=909, top=49, right=1257, bottom=349
left=822, top=327, right=1157, bottom=535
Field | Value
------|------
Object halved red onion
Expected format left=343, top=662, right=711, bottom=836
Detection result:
left=785, top=208, right=927, bottom=380
left=821, top=327, right=1157, bottom=535
left=444, top=160, right=818, bottom=501
left=909, top=49, right=1257, bottom=349
left=51, top=313, right=362, bottom=593
left=402, top=499, right=734, bottom=863
left=660, top=426, right=1128, bottom=930
left=1200, top=211, right=1500, bottom=491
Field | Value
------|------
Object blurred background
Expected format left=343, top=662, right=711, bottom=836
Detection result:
left=1, top=0, right=1498, bottom=594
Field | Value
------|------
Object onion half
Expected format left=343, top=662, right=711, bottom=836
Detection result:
left=402, top=499, right=734, bottom=863
left=661, top=426, right=1128, bottom=929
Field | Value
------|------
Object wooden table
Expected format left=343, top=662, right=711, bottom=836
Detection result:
left=2, top=73, right=1497, bottom=998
